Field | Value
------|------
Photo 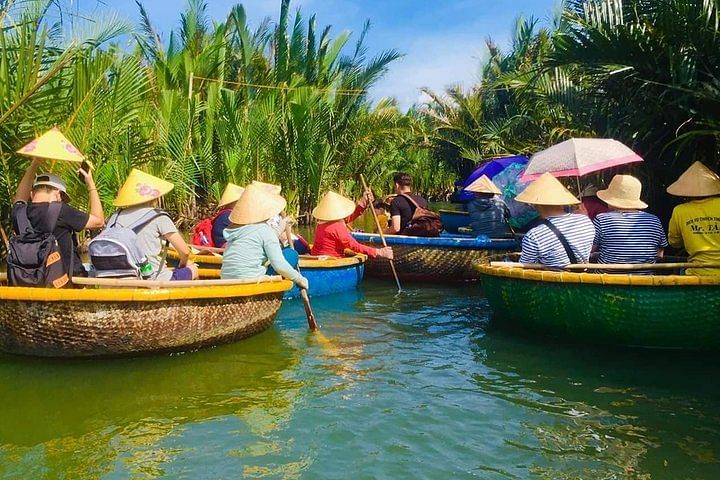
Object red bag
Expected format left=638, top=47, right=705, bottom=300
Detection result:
left=192, top=218, right=214, bottom=247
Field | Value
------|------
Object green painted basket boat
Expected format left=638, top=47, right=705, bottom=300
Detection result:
left=478, top=264, right=720, bottom=350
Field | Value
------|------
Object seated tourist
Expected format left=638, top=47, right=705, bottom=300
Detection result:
left=465, top=175, right=512, bottom=237
left=667, top=161, right=720, bottom=276
left=386, top=172, right=437, bottom=236
left=311, top=191, right=393, bottom=259
left=516, top=173, right=595, bottom=268
left=211, top=183, right=244, bottom=248
left=593, top=175, right=667, bottom=273
left=11, top=158, right=104, bottom=285
left=220, top=184, right=308, bottom=289
left=251, top=180, right=309, bottom=253
left=110, top=169, right=198, bottom=280
left=577, top=183, right=610, bottom=220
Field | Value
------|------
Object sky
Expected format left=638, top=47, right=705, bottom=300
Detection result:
left=83, top=0, right=558, bottom=109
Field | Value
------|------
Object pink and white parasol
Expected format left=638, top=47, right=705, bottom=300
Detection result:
left=520, top=138, right=643, bottom=182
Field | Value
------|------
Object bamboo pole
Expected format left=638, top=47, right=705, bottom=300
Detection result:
left=489, top=261, right=720, bottom=271
left=360, top=174, right=402, bottom=292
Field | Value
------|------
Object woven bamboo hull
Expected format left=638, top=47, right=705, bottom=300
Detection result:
left=439, top=209, right=470, bottom=234
left=479, top=264, right=720, bottom=350
left=352, top=232, right=517, bottom=282
left=0, top=282, right=291, bottom=357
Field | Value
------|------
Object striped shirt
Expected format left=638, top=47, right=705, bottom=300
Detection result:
left=520, top=214, right=596, bottom=267
left=593, top=211, right=667, bottom=271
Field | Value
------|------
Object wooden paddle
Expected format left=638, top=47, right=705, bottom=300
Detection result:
left=285, top=223, right=319, bottom=331
left=360, top=174, right=402, bottom=293
left=490, top=261, right=720, bottom=271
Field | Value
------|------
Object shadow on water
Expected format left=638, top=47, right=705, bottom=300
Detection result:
left=0, top=327, right=303, bottom=479
left=473, top=300, right=720, bottom=479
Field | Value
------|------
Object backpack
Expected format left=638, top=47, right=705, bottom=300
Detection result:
left=88, top=209, right=170, bottom=278
left=7, top=202, right=71, bottom=288
left=191, top=209, right=229, bottom=247
left=399, top=194, right=444, bottom=237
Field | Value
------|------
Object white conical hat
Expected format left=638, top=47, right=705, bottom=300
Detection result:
left=229, top=183, right=287, bottom=225
left=465, top=175, right=501, bottom=194
left=218, top=183, right=245, bottom=208
left=666, top=161, right=720, bottom=197
left=312, top=191, right=357, bottom=221
left=515, top=172, right=580, bottom=206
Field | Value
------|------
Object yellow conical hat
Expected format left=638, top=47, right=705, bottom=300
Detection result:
left=666, top=161, right=720, bottom=197
left=465, top=175, right=501, bottom=194
left=17, top=127, right=84, bottom=162
left=312, top=191, right=357, bottom=222
left=251, top=180, right=282, bottom=195
left=515, top=172, right=580, bottom=206
left=114, top=169, right=174, bottom=207
left=229, top=183, right=287, bottom=225
left=218, top=183, right=245, bottom=208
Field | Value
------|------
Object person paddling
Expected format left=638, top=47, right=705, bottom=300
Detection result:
left=311, top=191, right=393, bottom=259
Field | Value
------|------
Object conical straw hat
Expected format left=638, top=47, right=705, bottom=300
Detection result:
left=114, top=169, right=174, bottom=207
left=218, top=183, right=245, bottom=208
left=251, top=180, right=282, bottom=195
left=17, top=127, right=85, bottom=162
left=229, top=183, right=287, bottom=225
left=596, top=175, right=647, bottom=209
left=312, top=191, right=357, bottom=221
left=515, top=172, right=580, bottom=205
left=666, top=161, right=720, bottom=197
left=465, top=175, right=501, bottom=194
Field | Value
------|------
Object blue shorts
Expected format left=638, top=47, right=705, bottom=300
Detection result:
left=171, top=267, right=194, bottom=281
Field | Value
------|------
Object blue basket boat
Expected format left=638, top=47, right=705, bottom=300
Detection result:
left=351, top=232, right=518, bottom=282
left=438, top=209, right=470, bottom=234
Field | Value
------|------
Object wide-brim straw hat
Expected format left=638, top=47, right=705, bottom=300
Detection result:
left=229, top=183, right=287, bottom=225
left=114, top=169, right=174, bottom=207
left=17, top=127, right=85, bottom=163
left=312, top=191, right=357, bottom=221
left=218, top=183, right=245, bottom=208
left=515, top=172, right=580, bottom=206
left=596, top=174, right=648, bottom=209
left=251, top=180, right=282, bottom=195
left=465, top=174, right=501, bottom=194
left=666, top=161, right=720, bottom=197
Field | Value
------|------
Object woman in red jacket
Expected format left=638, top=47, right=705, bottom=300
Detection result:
left=311, top=191, right=393, bottom=259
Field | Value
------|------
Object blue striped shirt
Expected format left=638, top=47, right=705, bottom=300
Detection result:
left=520, top=214, right=596, bottom=267
left=593, top=211, right=667, bottom=270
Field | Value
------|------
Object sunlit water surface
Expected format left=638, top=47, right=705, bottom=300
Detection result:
left=1, top=281, right=719, bottom=479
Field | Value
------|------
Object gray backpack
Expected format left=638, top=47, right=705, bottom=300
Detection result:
left=89, top=209, right=170, bottom=278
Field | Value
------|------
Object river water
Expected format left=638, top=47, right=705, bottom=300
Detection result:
left=1, top=280, right=719, bottom=479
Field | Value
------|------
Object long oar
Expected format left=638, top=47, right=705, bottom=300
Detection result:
left=360, top=174, right=402, bottom=293
left=285, top=223, right=319, bottom=331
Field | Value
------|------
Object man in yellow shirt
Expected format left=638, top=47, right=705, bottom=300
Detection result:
left=667, top=161, right=720, bottom=276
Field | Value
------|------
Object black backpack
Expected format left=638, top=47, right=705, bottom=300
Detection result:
left=7, top=202, right=71, bottom=288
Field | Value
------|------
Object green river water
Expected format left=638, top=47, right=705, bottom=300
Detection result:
left=1, top=280, right=719, bottom=479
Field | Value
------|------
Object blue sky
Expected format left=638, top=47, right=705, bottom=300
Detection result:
left=92, top=0, right=558, bottom=108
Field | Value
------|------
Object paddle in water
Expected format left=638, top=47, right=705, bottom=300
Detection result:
left=285, top=223, right=319, bottom=331
left=360, top=174, right=402, bottom=293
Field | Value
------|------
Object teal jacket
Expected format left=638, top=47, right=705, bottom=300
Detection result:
left=221, top=223, right=303, bottom=282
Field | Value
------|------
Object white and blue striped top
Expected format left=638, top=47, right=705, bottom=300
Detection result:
left=520, top=214, right=596, bottom=267
left=593, top=211, right=667, bottom=268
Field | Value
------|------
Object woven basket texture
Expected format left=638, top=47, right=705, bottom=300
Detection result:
left=0, top=292, right=283, bottom=357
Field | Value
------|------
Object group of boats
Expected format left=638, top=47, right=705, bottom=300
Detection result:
left=0, top=227, right=718, bottom=357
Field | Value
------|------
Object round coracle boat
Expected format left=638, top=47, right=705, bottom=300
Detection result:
left=478, top=263, right=720, bottom=350
left=438, top=209, right=470, bottom=234
left=0, top=275, right=292, bottom=358
left=352, top=232, right=518, bottom=282
left=171, top=248, right=367, bottom=299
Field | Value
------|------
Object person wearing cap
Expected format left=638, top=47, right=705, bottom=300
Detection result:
left=592, top=175, right=667, bottom=272
left=667, top=161, right=720, bottom=276
left=465, top=175, right=512, bottom=238
left=516, top=173, right=596, bottom=268
left=210, top=183, right=244, bottom=248
left=111, top=168, right=198, bottom=281
left=12, top=158, right=104, bottom=279
left=310, top=191, right=394, bottom=259
left=220, top=184, right=308, bottom=289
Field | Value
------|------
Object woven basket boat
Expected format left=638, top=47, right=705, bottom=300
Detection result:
left=170, top=249, right=366, bottom=299
left=351, top=232, right=518, bottom=282
left=0, top=276, right=292, bottom=358
left=438, top=209, right=470, bottom=234
left=478, top=263, right=720, bottom=350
